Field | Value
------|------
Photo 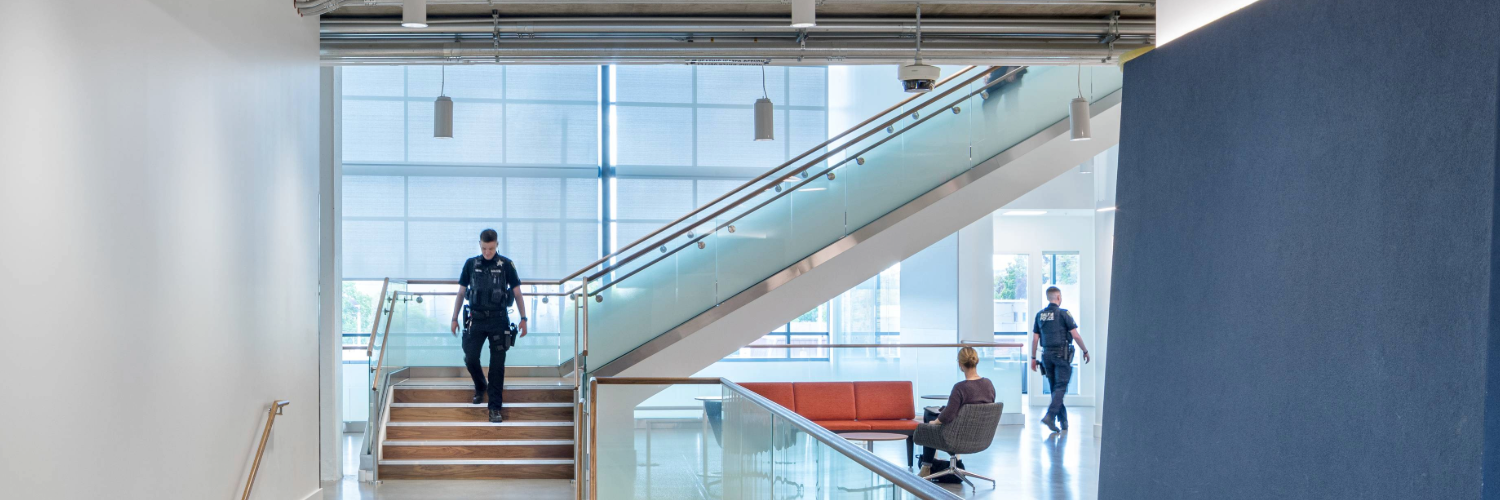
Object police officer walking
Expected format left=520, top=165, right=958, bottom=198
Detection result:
left=1030, top=286, right=1090, bottom=433
left=450, top=229, right=529, bottom=423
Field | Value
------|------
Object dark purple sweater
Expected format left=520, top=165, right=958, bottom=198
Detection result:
left=937, top=378, right=995, bottom=424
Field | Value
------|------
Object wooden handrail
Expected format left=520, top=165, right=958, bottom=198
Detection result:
left=364, top=278, right=389, bottom=358
left=242, top=400, right=290, bottom=500
left=371, top=292, right=398, bottom=391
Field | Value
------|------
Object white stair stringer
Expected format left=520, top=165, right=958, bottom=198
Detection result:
left=597, top=91, right=1122, bottom=379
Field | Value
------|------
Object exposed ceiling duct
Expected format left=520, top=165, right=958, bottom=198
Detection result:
left=312, top=1, right=1155, bottom=66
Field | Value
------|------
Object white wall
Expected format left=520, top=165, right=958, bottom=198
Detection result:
left=994, top=213, right=1098, bottom=405
left=1158, top=0, right=1264, bottom=45
left=0, top=1, right=321, bottom=499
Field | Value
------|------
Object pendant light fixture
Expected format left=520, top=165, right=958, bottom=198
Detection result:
left=1069, top=65, right=1092, bottom=141
left=791, top=0, right=816, bottom=27
left=402, top=0, right=428, bottom=28
left=434, top=66, right=453, bottom=139
left=754, top=65, right=775, bottom=141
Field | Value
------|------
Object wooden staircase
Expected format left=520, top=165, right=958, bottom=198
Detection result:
left=378, top=384, right=576, bottom=479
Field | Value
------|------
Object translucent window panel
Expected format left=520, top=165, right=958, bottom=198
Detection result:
left=614, top=106, right=693, bottom=166
left=342, top=175, right=406, bottom=217
left=505, top=65, right=598, bottom=101
left=407, top=177, right=505, bottom=218
left=505, top=177, right=563, bottom=219
left=407, top=221, right=497, bottom=279
left=695, top=179, right=746, bottom=211
left=565, top=222, right=600, bottom=271
left=696, top=108, right=787, bottom=167
left=695, top=66, right=787, bottom=105
left=342, top=66, right=406, bottom=97
left=504, top=103, right=598, bottom=165
left=406, top=101, right=505, bottom=163
left=788, top=109, right=828, bottom=162
left=341, top=99, right=405, bottom=162
left=343, top=220, right=406, bottom=278
left=506, top=222, right=567, bottom=279
left=614, top=65, right=692, bottom=103
left=617, top=178, right=694, bottom=220
left=614, top=222, right=664, bottom=254
left=406, top=65, right=506, bottom=99
left=564, top=178, right=600, bottom=219
left=787, top=67, right=828, bottom=107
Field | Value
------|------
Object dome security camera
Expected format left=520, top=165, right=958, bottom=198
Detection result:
left=899, top=63, right=940, bottom=93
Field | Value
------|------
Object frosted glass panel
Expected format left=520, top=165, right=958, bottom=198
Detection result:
left=407, top=177, right=505, bottom=218
left=343, top=66, right=405, bottom=97
left=406, top=65, right=506, bottom=99
left=505, top=65, right=597, bottom=101
left=615, top=106, right=693, bottom=166
left=342, top=100, right=405, bottom=162
left=505, top=103, right=597, bottom=165
left=696, top=108, right=788, bottom=167
left=696, top=66, right=787, bottom=105
left=615, top=65, right=693, bottom=104
left=407, top=101, right=505, bottom=163
left=343, top=221, right=405, bottom=278
left=343, top=176, right=406, bottom=217
left=407, top=221, right=494, bottom=279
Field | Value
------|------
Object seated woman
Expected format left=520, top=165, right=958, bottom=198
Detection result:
left=918, top=346, right=995, bottom=477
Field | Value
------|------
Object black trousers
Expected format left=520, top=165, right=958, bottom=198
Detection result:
left=919, top=408, right=940, bottom=465
left=1041, top=348, right=1072, bottom=425
left=462, top=314, right=509, bottom=411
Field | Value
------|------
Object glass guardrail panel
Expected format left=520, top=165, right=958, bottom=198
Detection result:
left=593, top=383, right=725, bottom=500
left=588, top=230, right=721, bottom=368
left=714, top=190, right=794, bottom=301
left=970, top=66, right=1123, bottom=166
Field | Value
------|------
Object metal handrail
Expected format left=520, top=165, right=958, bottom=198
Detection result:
left=242, top=400, right=291, bottom=500
left=588, top=377, right=961, bottom=500
left=735, top=342, right=1024, bottom=349
left=560, top=66, right=981, bottom=284
left=586, top=65, right=1003, bottom=286
left=364, top=278, right=390, bottom=357
left=590, top=65, right=1023, bottom=295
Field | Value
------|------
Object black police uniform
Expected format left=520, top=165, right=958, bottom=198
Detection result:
left=459, top=253, right=522, bottom=412
left=1033, top=303, right=1078, bottom=428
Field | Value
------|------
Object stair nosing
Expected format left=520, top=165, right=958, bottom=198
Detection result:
left=383, top=439, right=574, bottom=446
left=379, top=459, right=575, bottom=466
left=387, top=421, right=573, bottom=427
left=391, top=402, right=572, bottom=408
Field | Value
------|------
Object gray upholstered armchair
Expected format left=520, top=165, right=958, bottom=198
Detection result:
left=913, top=402, right=1002, bottom=488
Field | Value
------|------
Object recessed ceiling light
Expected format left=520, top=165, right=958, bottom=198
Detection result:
left=1096, top=207, right=1116, bottom=212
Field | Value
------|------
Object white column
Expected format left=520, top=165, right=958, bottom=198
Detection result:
left=1092, top=147, right=1117, bottom=437
left=957, top=215, right=995, bottom=344
left=317, top=66, right=344, bottom=482
left=900, top=234, right=959, bottom=398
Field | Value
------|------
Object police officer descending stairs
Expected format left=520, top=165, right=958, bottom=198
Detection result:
left=451, top=228, right=528, bottom=423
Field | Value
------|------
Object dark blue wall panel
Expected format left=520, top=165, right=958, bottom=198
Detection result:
left=1101, top=0, right=1500, bottom=498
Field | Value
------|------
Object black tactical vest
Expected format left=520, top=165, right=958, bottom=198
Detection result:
left=466, top=256, right=514, bottom=312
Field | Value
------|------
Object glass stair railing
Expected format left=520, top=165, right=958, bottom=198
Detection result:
left=583, top=65, right=1123, bottom=372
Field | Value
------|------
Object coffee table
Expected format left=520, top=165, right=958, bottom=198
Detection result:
left=842, top=432, right=912, bottom=470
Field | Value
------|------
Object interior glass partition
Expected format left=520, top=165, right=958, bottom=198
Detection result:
left=590, top=379, right=958, bottom=500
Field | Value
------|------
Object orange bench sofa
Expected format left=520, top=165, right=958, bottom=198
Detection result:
left=739, top=381, right=920, bottom=466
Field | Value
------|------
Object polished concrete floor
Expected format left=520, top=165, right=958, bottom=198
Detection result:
left=325, top=402, right=1098, bottom=499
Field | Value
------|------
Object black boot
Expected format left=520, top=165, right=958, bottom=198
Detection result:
left=472, top=391, right=485, bottom=405
left=489, top=409, right=504, bottom=423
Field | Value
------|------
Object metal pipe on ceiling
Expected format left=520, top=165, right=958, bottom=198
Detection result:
left=319, top=19, right=1154, bottom=35
left=320, top=39, right=1148, bottom=64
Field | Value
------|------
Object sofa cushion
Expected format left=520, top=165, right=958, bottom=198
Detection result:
left=815, top=420, right=872, bottom=431
left=793, top=382, right=857, bottom=421
left=853, top=381, right=915, bottom=421
left=861, top=419, right=920, bottom=431
left=738, top=382, right=796, bottom=412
